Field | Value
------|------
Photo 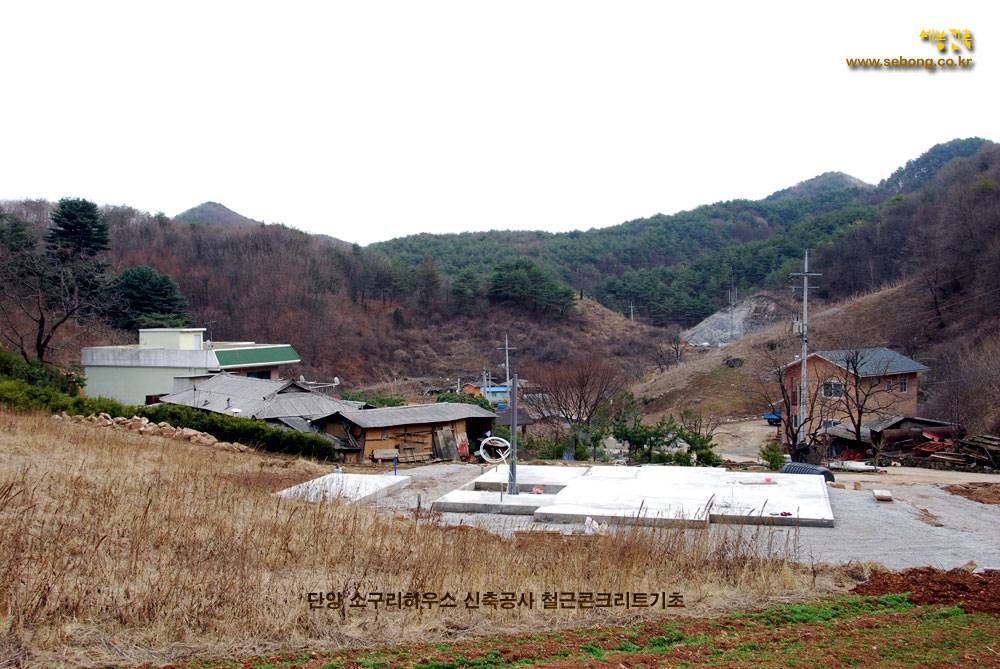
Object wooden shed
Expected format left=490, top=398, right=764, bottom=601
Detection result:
left=315, top=403, right=496, bottom=464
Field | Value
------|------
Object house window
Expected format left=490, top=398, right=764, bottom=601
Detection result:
left=900, top=377, right=908, bottom=393
left=246, top=370, right=272, bottom=380
left=821, top=419, right=842, bottom=429
left=822, top=380, right=844, bottom=399
left=886, top=379, right=893, bottom=392
left=382, top=428, right=389, bottom=440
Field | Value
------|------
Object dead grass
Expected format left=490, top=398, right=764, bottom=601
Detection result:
left=633, top=278, right=930, bottom=419
left=1, top=409, right=856, bottom=667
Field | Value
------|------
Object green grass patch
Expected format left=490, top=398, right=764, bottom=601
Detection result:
left=731, top=593, right=913, bottom=627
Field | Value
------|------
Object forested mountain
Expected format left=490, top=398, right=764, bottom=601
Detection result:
left=375, top=138, right=992, bottom=327
left=1, top=137, right=996, bottom=393
left=877, top=137, right=989, bottom=195
left=764, top=172, right=872, bottom=201
left=175, top=202, right=263, bottom=228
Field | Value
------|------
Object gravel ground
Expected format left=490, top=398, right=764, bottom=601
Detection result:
left=795, top=483, right=1000, bottom=570
left=368, top=463, right=1000, bottom=570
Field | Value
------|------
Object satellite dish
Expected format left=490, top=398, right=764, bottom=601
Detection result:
left=299, top=374, right=305, bottom=382
left=333, top=376, right=340, bottom=386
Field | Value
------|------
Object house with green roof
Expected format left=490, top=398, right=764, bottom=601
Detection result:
left=81, top=328, right=301, bottom=405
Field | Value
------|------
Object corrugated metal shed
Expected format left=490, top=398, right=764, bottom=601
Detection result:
left=865, top=414, right=954, bottom=433
left=815, top=423, right=872, bottom=444
left=160, top=372, right=362, bottom=419
left=324, top=403, right=496, bottom=429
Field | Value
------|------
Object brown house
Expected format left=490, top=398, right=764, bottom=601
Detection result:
left=782, top=348, right=929, bottom=445
left=316, top=404, right=496, bottom=464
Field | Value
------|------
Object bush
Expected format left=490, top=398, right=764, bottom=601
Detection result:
left=693, top=447, right=722, bottom=467
left=0, top=378, right=338, bottom=460
left=760, top=442, right=786, bottom=470
left=435, top=392, right=493, bottom=411
left=0, top=346, right=84, bottom=395
left=340, top=390, right=405, bottom=407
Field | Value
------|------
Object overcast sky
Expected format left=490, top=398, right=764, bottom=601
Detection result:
left=1, top=1, right=995, bottom=245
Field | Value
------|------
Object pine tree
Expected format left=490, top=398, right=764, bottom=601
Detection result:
left=45, top=198, right=109, bottom=259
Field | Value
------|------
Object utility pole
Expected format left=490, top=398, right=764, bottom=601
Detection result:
left=497, top=333, right=518, bottom=387
left=729, top=276, right=736, bottom=342
left=629, top=301, right=634, bottom=322
left=790, top=250, right=821, bottom=444
left=508, top=374, right=519, bottom=495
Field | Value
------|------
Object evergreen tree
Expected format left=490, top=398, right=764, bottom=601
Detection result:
left=45, top=198, right=109, bottom=259
left=110, top=265, right=190, bottom=330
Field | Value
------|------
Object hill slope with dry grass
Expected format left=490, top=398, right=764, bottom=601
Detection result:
left=0, top=410, right=855, bottom=667
left=635, top=272, right=1000, bottom=435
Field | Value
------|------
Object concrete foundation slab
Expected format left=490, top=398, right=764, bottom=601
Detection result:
left=532, top=466, right=833, bottom=527
left=276, top=473, right=411, bottom=505
left=472, top=464, right=589, bottom=493
left=432, top=489, right=559, bottom=515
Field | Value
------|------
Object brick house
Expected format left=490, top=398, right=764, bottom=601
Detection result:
left=782, top=348, right=929, bottom=444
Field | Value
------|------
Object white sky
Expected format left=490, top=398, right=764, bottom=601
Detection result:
left=1, top=1, right=995, bottom=245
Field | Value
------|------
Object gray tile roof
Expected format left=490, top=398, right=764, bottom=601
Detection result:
left=814, top=348, right=929, bottom=377
left=323, top=403, right=496, bottom=429
left=864, top=414, right=954, bottom=432
left=160, top=372, right=364, bottom=419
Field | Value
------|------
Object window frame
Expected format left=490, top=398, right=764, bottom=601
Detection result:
left=822, top=379, right=844, bottom=399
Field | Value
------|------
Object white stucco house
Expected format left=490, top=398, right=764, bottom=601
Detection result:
left=81, top=328, right=300, bottom=405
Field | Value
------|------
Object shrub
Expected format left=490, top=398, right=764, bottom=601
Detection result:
left=693, top=447, right=722, bottom=467
left=435, top=392, right=493, bottom=411
left=760, top=441, right=786, bottom=470
left=340, top=390, right=405, bottom=407
left=0, top=346, right=84, bottom=395
left=0, top=378, right=338, bottom=460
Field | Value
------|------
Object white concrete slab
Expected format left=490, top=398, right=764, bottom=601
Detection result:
left=431, top=489, right=559, bottom=515
left=828, top=460, right=878, bottom=471
left=276, top=472, right=411, bottom=505
left=472, top=464, right=590, bottom=493
left=534, top=466, right=834, bottom=528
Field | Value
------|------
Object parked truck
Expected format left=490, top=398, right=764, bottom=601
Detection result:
left=763, top=408, right=782, bottom=426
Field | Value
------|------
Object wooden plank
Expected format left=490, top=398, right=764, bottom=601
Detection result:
left=372, top=448, right=399, bottom=460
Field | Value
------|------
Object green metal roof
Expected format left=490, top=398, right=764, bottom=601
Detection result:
left=213, top=345, right=300, bottom=368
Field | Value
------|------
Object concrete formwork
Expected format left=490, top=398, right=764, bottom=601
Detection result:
left=276, top=472, right=411, bottom=505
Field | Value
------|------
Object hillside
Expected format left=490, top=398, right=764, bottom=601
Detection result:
left=3, top=137, right=998, bottom=414
left=174, top=201, right=263, bottom=227
left=764, top=171, right=872, bottom=201
left=375, top=138, right=993, bottom=328
left=107, top=213, right=665, bottom=386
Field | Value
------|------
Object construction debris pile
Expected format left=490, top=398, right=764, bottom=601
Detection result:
left=52, top=412, right=252, bottom=453
left=878, top=427, right=999, bottom=469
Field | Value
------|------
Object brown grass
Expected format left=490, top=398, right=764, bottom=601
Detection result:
left=0, top=409, right=855, bottom=667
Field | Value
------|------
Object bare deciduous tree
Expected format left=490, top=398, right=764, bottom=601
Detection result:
left=0, top=212, right=114, bottom=364
left=524, top=352, right=627, bottom=459
left=743, top=338, right=821, bottom=449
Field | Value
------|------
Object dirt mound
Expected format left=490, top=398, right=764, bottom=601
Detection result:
left=943, top=482, right=1000, bottom=504
left=852, top=566, right=1000, bottom=614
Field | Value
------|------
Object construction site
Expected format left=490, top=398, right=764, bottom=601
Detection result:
left=277, top=458, right=1000, bottom=571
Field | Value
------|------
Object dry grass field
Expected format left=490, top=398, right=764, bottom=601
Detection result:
left=0, top=409, right=862, bottom=668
